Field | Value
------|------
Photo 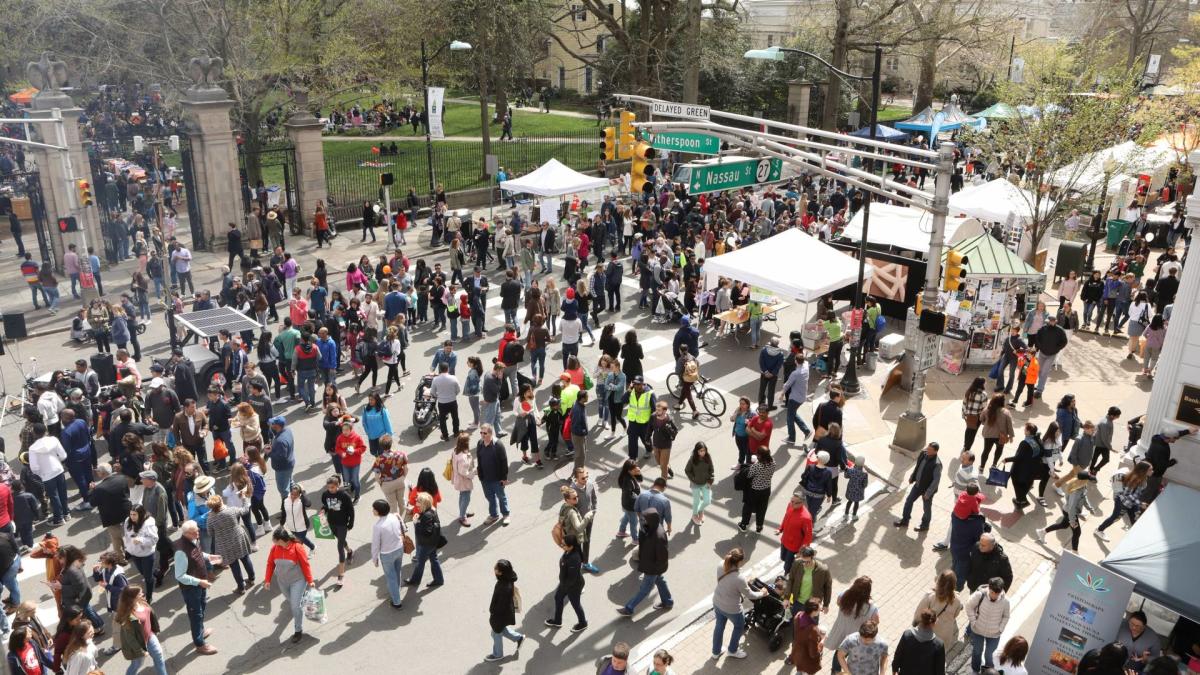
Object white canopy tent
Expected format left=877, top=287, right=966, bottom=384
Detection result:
left=948, top=178, right=1052, bottom=224
left=703, top=229, right=871, bottom=303
left=498, top=158, right=608, bottom=197
left=841, top=202, right=973, bottom=254
left=1049, top=140, right=1176, bottom=193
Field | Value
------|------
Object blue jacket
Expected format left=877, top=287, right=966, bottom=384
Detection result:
left=110, top=315, right=130, bottom=344
left=60, top=418, right=92, bottom=460
left=431, top=350, right=458, bottom=375
left=633, top=488, right=672, bottom=528
left=1102, top=278, right=1123, bottom=300
left=1056, top=407, right=1081, bottom=445
left=672, top=325, right=700, bottom=360
left=949, top=512, right=988, bottom=558
left=270, top=428, right=295, bottom=470
left=759, top=345, right=785, bottom=376
left=570, top=401, right=588, bottom=437
left=384, top=291, right=407, bottom=321
left=361, top=407, right=393, bottom=440
left=317, top=337, right=339, bottom=369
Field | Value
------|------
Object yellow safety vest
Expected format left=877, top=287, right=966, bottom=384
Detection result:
left=626, top=390, right=653, bottom=423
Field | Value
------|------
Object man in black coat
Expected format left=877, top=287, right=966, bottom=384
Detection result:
left=91, top=463, right=131, bottom=564
left=617, top=507, right=672, bottom=615
left=895, top=442, right=943, bottom=531
left=966, top=533, right=1013, bottom=592
left=1034, top=314, right=1069, bottom=397
left=168, top=351, right=199, bottom=403
left=499, top=270, right=523, bottom=335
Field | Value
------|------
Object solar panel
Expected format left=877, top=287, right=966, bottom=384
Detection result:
left=175, top=306, right=262, bottom=338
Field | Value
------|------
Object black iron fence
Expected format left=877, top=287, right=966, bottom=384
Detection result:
left=323, top=129, right=599, bottom=223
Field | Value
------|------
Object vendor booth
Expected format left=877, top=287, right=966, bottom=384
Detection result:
left=841, top=202, right=973, bottom=253
left=497, top=158, right=614, bottom=225
left=948, top=177, right=1051, bottom=225
left=703, top=229, right=872, bottom=358
left=895, top=103, right=983, bottom=137
left=935, top=233, right=1043, bottom=373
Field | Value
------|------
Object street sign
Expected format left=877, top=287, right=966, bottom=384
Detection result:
left=651, top=101, right=711, bottom=121
left=686, top=158, right=783, bottom=194
left=649, top=132, right=720, bottom=155
left=916, top=332, right=939, bottom=372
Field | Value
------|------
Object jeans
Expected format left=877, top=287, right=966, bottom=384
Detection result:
left=341, top=463, right=361, bottom=497
left=131, top=553, right=156, bottom=601
left=28, top=284, right=42, bottom=308
left=284, top=579, right=305, bottom=632
left=503, top=308, right=518, bottom=329
left=749, top=317, right=762, bottom=346
left=952, top=553, right=971, bottom=591
left=0, top=556, right=21, bottom=613
left=66, top=458, right=94, bottom=503
left=482, top=400, right=502, bottom=433
left=971, top=633, right=1001, bottom=672
left=622, top=573, right=672, bottom=612
left=481, top=480, right=510, bottom=518
left=1084, top=300, right=1099, bottom=327
left=180, top=585, right=209, bottom=646
left=561, top=341, right=579, bottom=370
left=44, top=473, right=69, bottom=522
left=275, top=468, right=294, bottom=499
left=785, top=399, right=811, bottom=442
left=229, top=554, right=256, bottom=589
left=408, top=544, right=444, bottom=586
left=529, top=348, right=547, bottom=382
left=1035, top=351, right=1057, bottom=393
left=552, top=586, right=586, bottom=625
left=806, top=495, right=824, bottom=521
left=449, top=315, right=459, bottom=340
left=43, top=286, right=60, bottom=311
left=997, top=353, right=1018, bottom=393
left=780, top=545, right=797, bottom=572
left=1097, top=499, right=1134, bottom=532
left=1113, top=300, right=1131, bottom=330
left=126, top=633, right=169, bottom=675
left=712, top=606, right=747, bottom=655
left=900, top=487, right=933, bottom=528
left=690, top=484, right=712, bottom=516
left=69, top=273, right=80, bottom=298
left=539, top=252, right=553, bottom=273
left=491, top=626, right=524, bottom=658
left=379, top=547, right=405, bottom=605
left=618, top=509, right=640, bottom=541
left=298, top=370, right=317, bottom=406
left=458, top=490, right=472, bottom=520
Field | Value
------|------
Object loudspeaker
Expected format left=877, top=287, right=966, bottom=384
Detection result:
left=918, top=310, right=946, bottom=335
left=2, top=313, right=27, bottom=340
left=91, top=352, right=116, bottom=386
left=1054, top=241, right=1087, bottom=279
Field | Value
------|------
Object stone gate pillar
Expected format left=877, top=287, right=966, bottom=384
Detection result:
left=179, top=57, right=241, bottom=251
left=787, top=81, right=813, bottom=134
left=285, top=93, right=327, bottom=232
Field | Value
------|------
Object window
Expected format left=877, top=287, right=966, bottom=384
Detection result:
left=767, top=34, right=774, bottom=47
left=573, top=4, right=587, bottom=20
left=558, top=66, right=566, bottom=90
left=607, top=3, right=615, bottom=16
left=585, top=66, right=593, bottom=93
left=886, top=57, right=900, bottom=72
left=597, top=35, right=606, bottom=53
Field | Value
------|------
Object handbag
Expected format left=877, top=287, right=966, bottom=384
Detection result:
left=513, top=586, right=523, bottom=614
left=986, top=466, right=1011, bottom=488
left=443, top=456, right=454, bottom=481
left=402, top=534, right=415, bottom=554
left=988, top=359, right=1002, bottom=380
left=213, top=438, right=229, bottom=461
left=436, top=533, right=448, bottom=549
left=311, top=514, right=334, bottom=539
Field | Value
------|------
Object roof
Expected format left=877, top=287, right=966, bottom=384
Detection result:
left=942, top=232, right=1041, bottom=278
left=948, top=177, right=1052, bottom=224
left=497, top=158, right=608, bottom=198
left=974, top=103, right=1019, bottom=120
left=841, top=202, right=972, bottom=254
left=848, top=124, right=909, bottom=141
left=702, top=229, right=871, bottom=303
left=1102, top=485, right=1200, bottom=623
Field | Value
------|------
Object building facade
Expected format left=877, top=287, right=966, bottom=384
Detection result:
left=535, top=2, right=617, bottom=95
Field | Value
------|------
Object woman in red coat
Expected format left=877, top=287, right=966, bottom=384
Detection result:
left=777, top=491, right=813, bottom=572
left=333, top=417, right=367, bottom=503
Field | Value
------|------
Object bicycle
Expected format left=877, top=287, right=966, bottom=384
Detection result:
left=664, top=373, right=727, bottom=418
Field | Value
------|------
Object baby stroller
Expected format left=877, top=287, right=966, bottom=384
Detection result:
left=655, top=291, right=690, bottom=324
left=745, top=576, right=791, bottom=651
left=412, top=374, right=438, bottom=440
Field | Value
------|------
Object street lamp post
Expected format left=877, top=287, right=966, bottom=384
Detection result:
left=744, top=43, right=883, bottom=396
left=420, top=39, right=472, bottom=215
left=1086, top=158, right=1119, bottom=272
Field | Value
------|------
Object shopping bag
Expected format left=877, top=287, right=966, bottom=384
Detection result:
left=310, top=514, right=334, bottom=540
left=166, top=431, right=176, bottom=449
left=986, top=467, right=1011, bottom=488
left=213, top=439, right=229, bottom=462
left=302, top=587, right=327, bottom=623
left=988, top=359, right=1002, bottom=380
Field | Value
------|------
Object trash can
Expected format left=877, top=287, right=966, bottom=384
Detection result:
left=1106, top=219, right=1131, bottom=249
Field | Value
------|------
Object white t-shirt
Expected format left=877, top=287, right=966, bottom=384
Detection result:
left=560, top=317, right=583, bottom=345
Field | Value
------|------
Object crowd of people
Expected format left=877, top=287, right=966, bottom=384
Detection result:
left=0, top=111, right=1194, bottom=674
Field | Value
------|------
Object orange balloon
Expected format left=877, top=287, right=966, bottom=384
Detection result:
left=382, top=265, right=392, bottom=275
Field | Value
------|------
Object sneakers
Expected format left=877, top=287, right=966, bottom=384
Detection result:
left=544, top=619, right=563, bottom=628
left=1054, top=486, right=1066, bottom=498
left=484, top=654, right=504, bottom=662
left=570, top=622, right=587, bottom=633
left=483, top=516, right=500, bottom=526
left=1034, top=528, right=1046, bottom=542
left=653, top=603, right=673, bottom=611
left=582, top=563, right=600, bottom=574
left=1096, top=530, right=1110, bottom=542
left=290, top=631, right=303, bottom=644
left=931, top=543, right=949, bottom=552
left=728, top=650, right=748, bottom=659
left=616, top=608, right=634, bottom=617
left=501, top=515, right=511, bottom=526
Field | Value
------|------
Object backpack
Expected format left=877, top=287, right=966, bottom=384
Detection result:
left=682, top=359, right=699, bottom=383
left=355, top=340, right=371, bottom=363
left=733, top=464, right=750, bottom=491
left=375, top=340, right=394, bottom=358
left=875, top=314, right=886, bottom=332
left=502, top=340, right=525, bottom=365
left=551, top=519, right=565, bottom=546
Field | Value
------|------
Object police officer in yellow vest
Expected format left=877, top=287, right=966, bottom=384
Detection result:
left=624, top=375, right=656, bottom=461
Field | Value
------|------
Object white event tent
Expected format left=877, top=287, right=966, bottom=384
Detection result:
left=1049, top=140, right=1176, bottom=193
left=841, top=202, right=973, bottom=254
left=498, top=159, right=611, bottom=223
left=703, top=229, right=870, bottom=303
left=948, top=178, right=1052, bottom=224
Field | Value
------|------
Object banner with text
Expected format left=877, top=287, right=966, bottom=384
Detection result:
left=1025, top=551, right=1134, bottom=675
left=428, top=87, right=445, bottom=139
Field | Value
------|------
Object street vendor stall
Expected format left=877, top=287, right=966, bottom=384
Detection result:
left=936, top=233, right=1044, bottom=374
left=498, top=158, right=613, bottom=225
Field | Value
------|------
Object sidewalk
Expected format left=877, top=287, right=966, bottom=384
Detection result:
left=630, top=309, right=1152, bottom=672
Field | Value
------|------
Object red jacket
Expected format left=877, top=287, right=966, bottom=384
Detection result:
left=779, top=502, right=813, bottom=553
left=0, top=483, right=12, bottom=529
left=334, top=431, right=367, bottom=467
left=264, top=541, right=313, bottom=585
left=498, top=331, right=516, bottom=364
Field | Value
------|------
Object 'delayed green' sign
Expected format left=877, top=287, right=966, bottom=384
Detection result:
left=687, top=158, right=783, bottom=194
left=649, top=132, right=720, bottom=155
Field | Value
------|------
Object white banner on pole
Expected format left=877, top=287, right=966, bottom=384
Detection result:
left=428, top=87, right=446, bottom=139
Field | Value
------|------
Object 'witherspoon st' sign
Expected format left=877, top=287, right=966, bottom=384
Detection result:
left=648, top=131, right=721, bottom=155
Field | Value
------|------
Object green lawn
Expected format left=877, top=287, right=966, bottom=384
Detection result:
left=877, top=104, right=910, bottom=123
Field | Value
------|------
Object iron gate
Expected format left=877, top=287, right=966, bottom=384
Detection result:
left=238, top=141, right=300, bottom=230
left=1, top=169, right=54, bottom=268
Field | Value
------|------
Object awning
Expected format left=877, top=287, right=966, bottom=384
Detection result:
left=8, top=87, right=37, bottom=105
left=703, top=229, right=871, bottom=304
left=848, top=124, right=910, bottom=142
left=1102, top=485, right=1200, bottom=623
left=841, top=202, right=972, bottom=254
left=948, top=177, right=1052, bottom=224
left=941, top=233, right=1041, bottom=279
left=974, top=103, right=1020, bottom=120
left=1049, top=140, right=1177, bottom=192
left=498, top=158, right=608, bottom=197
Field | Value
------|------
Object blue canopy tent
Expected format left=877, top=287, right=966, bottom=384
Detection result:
left=849, top=124, right=910, bottom=142
left=896, top=104, right=984, bottom=136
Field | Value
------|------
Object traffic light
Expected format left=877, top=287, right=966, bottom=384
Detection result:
left=600, top=126, right=616, bottom=161
left=379, top=173, right=395, bottom=186
left=618, top=109, right=636, bottom=160
left=58, top=216, right=79, bottom=233
left=942, top=249, right=969, bottom=292
left=630, top=141, right=657, bottom=195
left=76, top=179, right=93, bottom=207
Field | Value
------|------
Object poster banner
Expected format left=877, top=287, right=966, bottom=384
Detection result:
left=427, top=87, right=445, bottom=139
left=1025, top=551, right=1134, bottom=675
left=750, top=285, right=773, bottom=303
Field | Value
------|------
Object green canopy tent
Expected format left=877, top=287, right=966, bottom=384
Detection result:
left=973, top=102, right=1020, bottom=120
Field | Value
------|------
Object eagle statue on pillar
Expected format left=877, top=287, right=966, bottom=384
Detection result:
left=26, top=51, right=69, bottom=92
left=187, top=55, right=225, bottom=89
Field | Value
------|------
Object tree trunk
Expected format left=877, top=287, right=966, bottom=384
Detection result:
left=913, top=40, right=938, bottom=114
left=822, top=0, right=851, bottom=131
left=680, top=0, right=702, bottom=103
